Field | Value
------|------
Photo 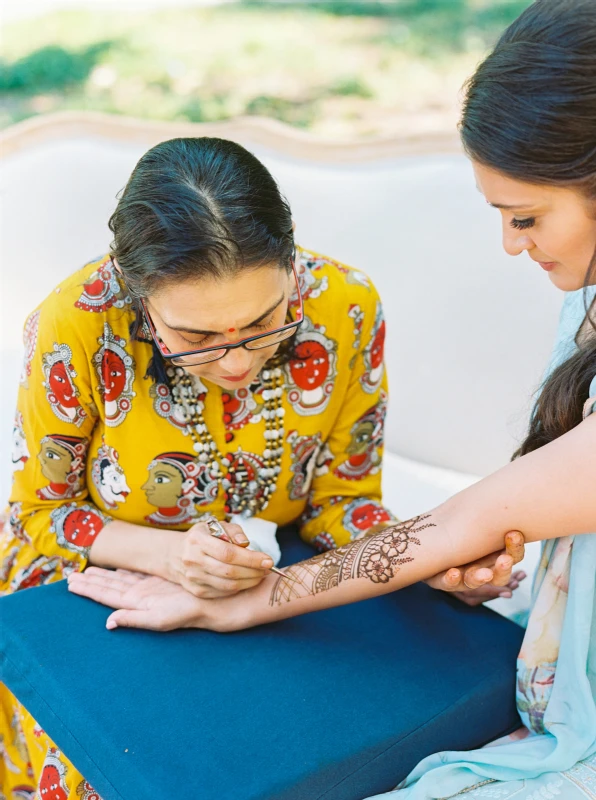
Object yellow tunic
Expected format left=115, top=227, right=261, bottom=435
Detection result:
left=1, top=246, right=392, bottom=795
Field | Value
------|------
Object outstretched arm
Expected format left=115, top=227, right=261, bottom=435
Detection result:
left=68, top=414, right=596, bottom=631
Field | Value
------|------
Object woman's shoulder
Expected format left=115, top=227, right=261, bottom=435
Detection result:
left=296, top=246, right=381, bottom=315
left=27, top=254, right=134, bottom=337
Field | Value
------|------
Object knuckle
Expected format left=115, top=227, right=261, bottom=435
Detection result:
left=219, top=545, right=236, bottom=564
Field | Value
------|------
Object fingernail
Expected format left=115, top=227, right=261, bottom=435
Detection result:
left=499, top=592, right=512, bottom=598
left=234, top=534, right=249, bottom=545
left=261, top=558, right=273, bottom=568
left=106, top=619, right=118, bottom=630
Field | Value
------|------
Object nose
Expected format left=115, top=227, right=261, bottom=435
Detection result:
left=502, top=220, right=533, bottom=257
left=217, top=346, right=255, bottom=375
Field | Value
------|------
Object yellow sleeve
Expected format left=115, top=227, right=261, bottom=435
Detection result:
left=299, top=288, right=397, bottom=551
left=8, top=289, right=111, bottom=569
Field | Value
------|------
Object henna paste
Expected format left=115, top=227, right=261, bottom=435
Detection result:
left=269, top=515, right=434, bottom=606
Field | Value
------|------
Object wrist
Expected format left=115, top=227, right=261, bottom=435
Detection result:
left=160, top=531, right=187, bottom=583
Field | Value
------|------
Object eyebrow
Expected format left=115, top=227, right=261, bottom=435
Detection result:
left=164, top=294, right=286, bottom=336
left=488, top=202, right=535, bottom=211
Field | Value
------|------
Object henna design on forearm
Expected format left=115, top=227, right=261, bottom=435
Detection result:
left=270, top=515, right=435, bottom=606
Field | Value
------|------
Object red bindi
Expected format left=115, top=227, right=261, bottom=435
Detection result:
left=228, top=328, right=236, bottom=333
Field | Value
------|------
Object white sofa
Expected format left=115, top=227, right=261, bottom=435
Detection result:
left=1, top=113, right=555, bottom=613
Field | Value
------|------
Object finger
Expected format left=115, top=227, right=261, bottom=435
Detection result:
left=68, top=579, right=127, bottom=609
left=453, top=592, right=486, bottom=607
left=82, top=567, right=143, bottom=585
left=107, top=609, right=168, bottom=631
left=462, top=566, right=493, bottom=590
left=200, top=554, right=269, bottom=581
left=505, top=531, right=525, bottom=564
left=491, top=554, right=514, bottom=587
left=184, top=571, right=264, bottom=594
left=70, top=571, right=136, bottom=593
left=512, top=570, right=527, bottom=581
left=220, top=522, right=250, bottom=547
left=202, top=536, right=273, bottom=571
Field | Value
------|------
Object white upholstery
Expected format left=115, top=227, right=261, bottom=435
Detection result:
left=1, top=122, right=562, bottom=502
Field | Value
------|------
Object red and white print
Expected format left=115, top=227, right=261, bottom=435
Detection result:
left=37, top=747, right=70, bottom=800
left=286, top=430, right=334, bottom=500
left=77, top=779, right=104, bottom=800
left=311, top=531, right=337, bottom=552
left=289, top=250, right=330, bottom=309
left=19, top=309, right=41, bottom=388
left=36, top=434, right=88, bottom=501
left=42, top=343, right=88, bottom=427
left=334, top=392, right=387, bottom=481
left=75, top=256, right=131, bottom=313
left=142, top=452, right=218, bottom=526
left=91, top=440, right=130, bottom=510
left=342, top=498, right=394, bottom=539
left=12, top=411, right=30, bottom=475
left=5, top=502, right=32, bottom=546
left=10, top=786, right=36, bottom=800
left=334, top=263, right=371, bottom=289
left=360, top=302, right=385, bottom=394
left=222, top=387, right=260, bottom=433
left=285, top=316, right=337, bottom=416
left=151, top=375, right=207, bottom=432
left=92, top=323, right=136, bottom=427
left=50, top=503, right=109, bottom=555
left=9, top=554, right=76, bottom=592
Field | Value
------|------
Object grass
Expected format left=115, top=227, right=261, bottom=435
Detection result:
left=0, top=0, right=531, bottom=139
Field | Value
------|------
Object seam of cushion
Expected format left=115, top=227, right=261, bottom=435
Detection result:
left=315, top=667, right=519, bottom=800
left=0, top=648, right=126, bottom=800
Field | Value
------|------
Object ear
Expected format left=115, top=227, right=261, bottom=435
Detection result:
left=291, top=219, right=296, bottom=233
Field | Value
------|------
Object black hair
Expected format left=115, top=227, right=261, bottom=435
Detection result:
left=108, top=137, right=296, bottom=383
left=459, top=0, right=596, bottom=457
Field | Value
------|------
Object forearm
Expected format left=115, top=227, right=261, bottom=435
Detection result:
left=88, top=519, right=184, bottom=581
left=212, top=415, right=596, bottom=630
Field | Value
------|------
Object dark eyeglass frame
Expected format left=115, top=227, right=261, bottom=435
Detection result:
left=138, top=258, right=304, bottom=364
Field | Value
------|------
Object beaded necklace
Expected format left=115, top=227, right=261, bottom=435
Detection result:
left=169, top=365, right=286, bottom=520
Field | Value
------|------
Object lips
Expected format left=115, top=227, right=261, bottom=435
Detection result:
left=217, top=368, right=252, bottom=383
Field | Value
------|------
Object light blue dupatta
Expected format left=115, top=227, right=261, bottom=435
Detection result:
left=367, top=288, right=596, bottom=800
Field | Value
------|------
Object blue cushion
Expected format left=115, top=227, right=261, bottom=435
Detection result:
left=0, top=527, right=523, bottom=800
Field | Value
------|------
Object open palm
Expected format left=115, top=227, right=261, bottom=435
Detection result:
left=68, top=568, right=204, bottom=631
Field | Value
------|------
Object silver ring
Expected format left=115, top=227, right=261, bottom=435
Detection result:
left=205, top=515, right=227, bottom=539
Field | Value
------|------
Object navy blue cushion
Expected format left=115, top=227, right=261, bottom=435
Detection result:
left=0, top=527, right=523, bottom=800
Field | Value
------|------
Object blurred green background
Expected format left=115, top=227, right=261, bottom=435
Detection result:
left=1, top=0, right=532, bottom=138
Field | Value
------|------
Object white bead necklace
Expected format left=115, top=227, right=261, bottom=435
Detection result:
left=169, top=365, right=286, bottom=519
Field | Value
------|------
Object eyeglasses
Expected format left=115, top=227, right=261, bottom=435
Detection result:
left=139, top=259, right=304, bottom=367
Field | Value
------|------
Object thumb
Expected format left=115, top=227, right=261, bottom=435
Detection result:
left=106, top=609, right=165, bottom=631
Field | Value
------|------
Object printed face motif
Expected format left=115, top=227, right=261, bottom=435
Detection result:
left=290, top=342, right=330, bottom=391
left=12, top=411, right=30, bottom=473
left=102, top=350, right=127, bottom=402
left=142, top=452, right=219, bottom=526
left=75, top=256, right=132, bottom=313
left=20, top=309, right=40, bottom=387
left=42, top=343, right=87, bottom=427
left=360, top=302, right=385, bottom=394
left=91, top=441, right=130, bottom=510
left=36, top=435, right=87, bottom=500
left=334, top=392, right=387, bottom=481
left=342, top=498, right=393, bottom=539
left=9, top=555, right=72, bottom=592
left=286, top=431, right=334, bottom=501
left=50, top=503, right=109, bottom=555
left=92, top=323, right=136, bottom=426
left=286, top=316, right=337, bottom=416
left=38, top=748, right=69, bottom=800
left=289, top=251, right=330, bottom=309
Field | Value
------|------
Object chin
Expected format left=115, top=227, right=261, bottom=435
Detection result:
left=547, top=270, right=587, bottom=292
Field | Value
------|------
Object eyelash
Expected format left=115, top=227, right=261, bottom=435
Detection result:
left=180, top=316, right=275, bottom=348
left=510, top=217, right=535, bottom=231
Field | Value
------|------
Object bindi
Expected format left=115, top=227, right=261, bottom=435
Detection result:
left=228, top=328, right=236, bottom=333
